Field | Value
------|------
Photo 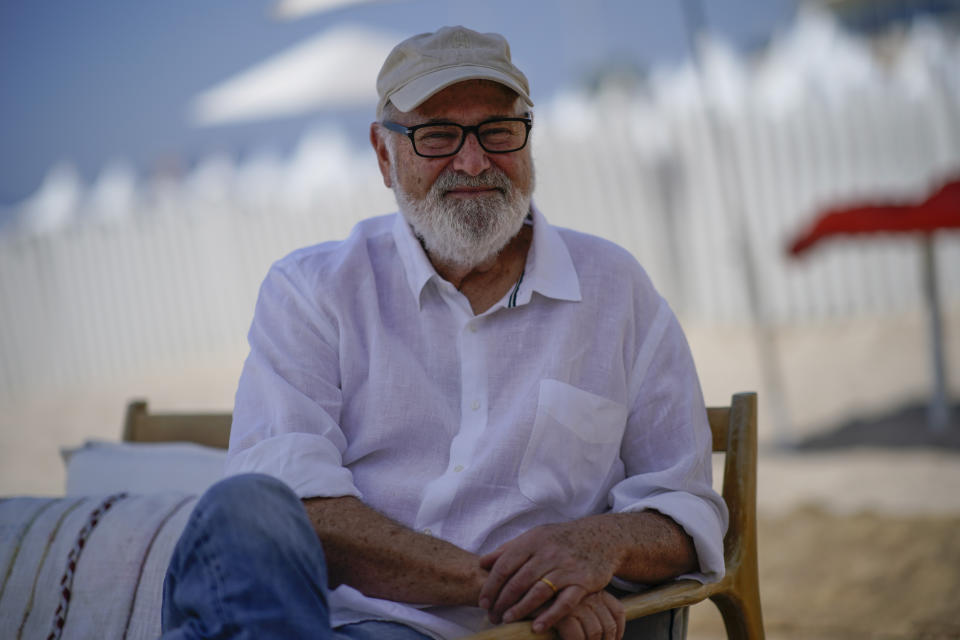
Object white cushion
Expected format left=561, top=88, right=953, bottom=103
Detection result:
left=61, top=440, right=226, bottom=495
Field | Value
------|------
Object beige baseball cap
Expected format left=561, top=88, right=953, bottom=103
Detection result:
left=376, top=25, right=533, bottom=118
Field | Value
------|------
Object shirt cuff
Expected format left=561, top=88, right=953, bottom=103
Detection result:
left=225, top=432, right=362, bottom=500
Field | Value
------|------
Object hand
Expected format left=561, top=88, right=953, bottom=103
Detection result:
left=554, top=591, right=625, bottom=640
left=477, top=520, right=621, bottom=632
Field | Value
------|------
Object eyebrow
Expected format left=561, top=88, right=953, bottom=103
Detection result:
left=415, top=113, right=532, bottom=125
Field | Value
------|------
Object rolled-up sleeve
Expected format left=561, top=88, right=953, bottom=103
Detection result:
left=225, top=257, right=361, bottom=500
left=609, top=299, right=729, bottom=583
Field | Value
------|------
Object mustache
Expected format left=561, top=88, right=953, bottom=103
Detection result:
left=433, top=169, right=511, bottom=195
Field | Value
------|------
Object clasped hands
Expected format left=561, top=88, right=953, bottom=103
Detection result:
left=476, top=521, right=626, bottom=640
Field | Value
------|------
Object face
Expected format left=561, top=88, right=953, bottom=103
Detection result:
left=371, top=80, right=535, bottom=270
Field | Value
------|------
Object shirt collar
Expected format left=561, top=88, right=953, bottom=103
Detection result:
left=518, top=204, right=582, bottom=305
left=391, top=204, right=583, bottom=308
left=392, top=212, right=437, bottom=307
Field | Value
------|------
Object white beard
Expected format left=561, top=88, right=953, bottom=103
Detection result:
left=392, top=165, right=533, bottom=270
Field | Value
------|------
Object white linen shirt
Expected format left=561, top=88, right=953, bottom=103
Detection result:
left=226, top=206, right=728, bottom=639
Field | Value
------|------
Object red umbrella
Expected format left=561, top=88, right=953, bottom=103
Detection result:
left=788, top=175, right=960, bottom=432
left=789, top=177, right=960, bottom=255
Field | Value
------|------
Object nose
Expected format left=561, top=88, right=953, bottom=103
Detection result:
left=451, top=131, right=491, bottom=176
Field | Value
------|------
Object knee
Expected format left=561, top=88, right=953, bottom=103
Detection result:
left=202, top=473, right=295, bottom=507
left=191, top=473, right=301, bottom=534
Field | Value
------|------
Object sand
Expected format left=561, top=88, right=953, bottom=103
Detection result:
left=2, top=309, right=959, bottom=638
left=690, top=508, right=960, bottom=639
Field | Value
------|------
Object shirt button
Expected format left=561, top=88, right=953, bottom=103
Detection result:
left=454, top=464, right=464, bottom=473
left=468, top=324, right=478, bottom=333
left=471, top=400, right=480, bottom=411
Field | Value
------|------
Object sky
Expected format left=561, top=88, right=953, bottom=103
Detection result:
left=0, top=0, right=800, bottom=207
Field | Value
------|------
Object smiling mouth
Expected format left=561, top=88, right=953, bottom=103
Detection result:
left=444, top=187, right=502, bottom=198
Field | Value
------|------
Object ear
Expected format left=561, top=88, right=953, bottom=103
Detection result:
left=370, top=123, right=393, bottom=189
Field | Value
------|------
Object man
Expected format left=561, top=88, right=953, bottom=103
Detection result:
left=161, top=26, right=727, bottom=640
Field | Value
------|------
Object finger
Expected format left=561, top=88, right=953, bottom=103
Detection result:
left=591, top=597, right=618, bottom=640
left=478, top=549, right=532, bottom=613
left=531, top=585, right=587, bottom=634
left=478, top=546, right=504, bottom=570
left=578, top=605, right=603, bottom=640
left=491, top=559, right=553, bottom=621
left=601, top=592, right=625, bottom=640
left=555, top=616, right=586, bottom=640
left=500, top=576, right=558, bottom=624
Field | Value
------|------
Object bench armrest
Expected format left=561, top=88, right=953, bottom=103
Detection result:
left=464, top=580, right=717, bottom=639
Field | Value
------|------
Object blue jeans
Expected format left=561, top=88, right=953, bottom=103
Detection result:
left=162, top=473, right=684, bottom=639
left=161, top=473, right=430, bottom=640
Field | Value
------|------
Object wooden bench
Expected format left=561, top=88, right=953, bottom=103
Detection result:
left=124, top=392, right=763, bottom=639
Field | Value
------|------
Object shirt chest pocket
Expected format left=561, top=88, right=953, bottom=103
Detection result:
left=518, top=379, right=628, bottom=518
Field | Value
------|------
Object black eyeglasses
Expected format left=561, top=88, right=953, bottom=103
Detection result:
left=381, top=117, right=533, bottom=158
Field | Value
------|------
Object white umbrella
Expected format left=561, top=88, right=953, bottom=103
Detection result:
left=16, top=162, right=83, bottom=234
left=190, top=24, right=400, bottom=126
left=82, top=160, right=138, bottom=224
left=273, top=0, right=384, bottom=20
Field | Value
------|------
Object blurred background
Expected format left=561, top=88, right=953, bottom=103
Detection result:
left=1, top=0, right=959, bottom=637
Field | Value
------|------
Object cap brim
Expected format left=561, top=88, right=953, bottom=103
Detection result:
left=388, top=65, right=534, bottom=113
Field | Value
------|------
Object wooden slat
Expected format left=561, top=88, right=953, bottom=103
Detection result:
left=123, top=400, right=232, bottom=449
left=707, top=406, right=729, bottom=452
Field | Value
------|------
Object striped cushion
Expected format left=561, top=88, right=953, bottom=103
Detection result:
left=0, top=494, right=197, bottom=640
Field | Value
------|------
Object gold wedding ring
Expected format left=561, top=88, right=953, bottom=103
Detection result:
left=538, top=577, right=558, bottom=593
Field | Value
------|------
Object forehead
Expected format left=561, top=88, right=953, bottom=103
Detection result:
left=411, top=80, right=523, bottom=122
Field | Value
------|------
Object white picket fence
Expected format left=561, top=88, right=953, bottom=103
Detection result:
left=534, top=84, right=960, bottom=325
left=2, top=21, right=960, bottom=404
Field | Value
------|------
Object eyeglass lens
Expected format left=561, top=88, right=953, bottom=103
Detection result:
left=414, top=120, right=527, bottom=156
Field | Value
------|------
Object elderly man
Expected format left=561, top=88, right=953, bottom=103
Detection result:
left=161, top=26, right=727, bottom=640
